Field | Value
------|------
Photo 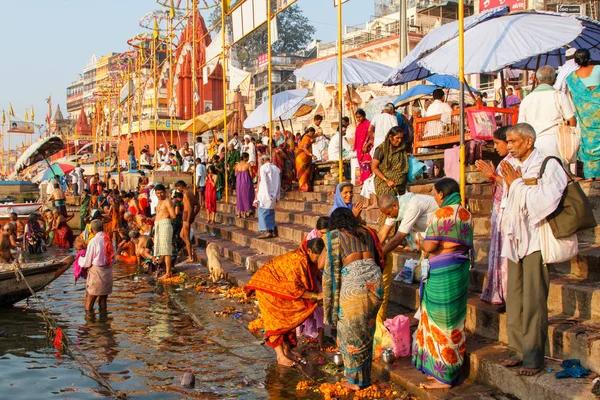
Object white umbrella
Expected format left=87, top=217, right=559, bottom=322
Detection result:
left=294, top=57, right=393, bottom=85
left=14, top=136, right=66, bottom=173
left=243, top=89, right=308, bottom=129
left=419, top=12, right=583, bottom=76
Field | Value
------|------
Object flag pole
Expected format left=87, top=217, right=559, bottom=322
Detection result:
left=153, top=18, right=159, bottom=164
left=192, top=0, right=197, bottom=154
left=458, top=0, right=466, bottom=206
left=169, top=10, right=174, bottom=145
left=267, top=0, right=273, bottom=158
left=138, top=49, right=143, bottom=165
left=222, top=0, right=229, bottom=202
left=337, top=0, right=343, bottom=184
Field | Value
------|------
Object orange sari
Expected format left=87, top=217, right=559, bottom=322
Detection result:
left=245, top=247, right=318, bottom=348
left=295, top=134, right=313, bottom=192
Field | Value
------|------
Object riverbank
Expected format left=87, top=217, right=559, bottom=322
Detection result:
left=162, top=244, right=527, bottom=400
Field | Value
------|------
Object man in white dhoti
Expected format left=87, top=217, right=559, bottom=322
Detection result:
left=81, top=220, right=115, bottom=311
left=499, top=123, right=568, bottom=376
left=255, top=155, right=280, bottom=239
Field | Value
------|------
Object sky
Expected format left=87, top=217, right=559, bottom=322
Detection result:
left=0, top=0, right=372, bottom=150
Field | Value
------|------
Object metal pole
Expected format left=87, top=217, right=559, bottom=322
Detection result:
left=169, top=14, right=174, bottom=145
left=222, top=0, right=229, bottom=202
left=337, top=0, right=343, bottom=184
left=137, top=50, right=143, bottom=165
left=399, top=0, right=408, bottom=93
left=458, top=0, right=466, bottom=206
left=267, top=0, right=273, bottom=158
left=153, top=22, right=159, bottom=169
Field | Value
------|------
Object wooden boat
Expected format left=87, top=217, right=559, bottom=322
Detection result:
left=0, top=202, right=43, bottom=215
left=0, top=255, right=74, bottom=307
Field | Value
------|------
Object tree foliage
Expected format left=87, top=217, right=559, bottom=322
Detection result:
left=208, top=3, right=316, bottom=68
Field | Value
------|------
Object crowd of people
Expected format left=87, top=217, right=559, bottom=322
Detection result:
left=12, top=46, right=594, bottom=392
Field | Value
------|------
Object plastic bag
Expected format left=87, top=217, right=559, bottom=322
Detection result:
left=396, top=259, right=419, bottom=284
left=407, top=156, right=427, bottom=183
left=384, top=315, right=411, bottom=357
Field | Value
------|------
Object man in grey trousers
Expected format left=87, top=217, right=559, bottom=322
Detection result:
left=499, top=123, right=569, bottom=376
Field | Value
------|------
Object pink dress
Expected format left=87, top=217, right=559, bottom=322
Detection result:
left=353, top=120, right=373, bottom=183
left=480, top=154, right=512, bottom=305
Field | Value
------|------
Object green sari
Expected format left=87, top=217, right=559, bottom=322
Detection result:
left=226, top=149, right=240, bottom=188
left=566, top=72, right=600, bottom=179
left=412, top=192, right=473, bottom=386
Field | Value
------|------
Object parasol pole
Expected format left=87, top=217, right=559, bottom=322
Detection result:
left=337, top=0, right=343, bottom=184
left=222, top=0, right=229, bottom=202
left=458, top=0, right=466, bottom=206
left=1, top=116, right=4, bottom=174
left=267, top=0, right=273, bottom=158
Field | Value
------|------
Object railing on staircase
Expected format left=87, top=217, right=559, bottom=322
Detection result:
left=412, top=104, right=518, bottom=152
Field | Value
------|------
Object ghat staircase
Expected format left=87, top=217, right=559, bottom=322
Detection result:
left=192, top=177, right=600, bottom=400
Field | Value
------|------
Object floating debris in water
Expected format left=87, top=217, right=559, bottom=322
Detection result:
left=181, top=372, right=195, bottom=388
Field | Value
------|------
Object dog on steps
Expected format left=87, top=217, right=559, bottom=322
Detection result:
left=206, top=242, right=225, bottom=282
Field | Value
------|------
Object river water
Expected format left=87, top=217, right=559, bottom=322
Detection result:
left=0, top=255, right=316, bottom=399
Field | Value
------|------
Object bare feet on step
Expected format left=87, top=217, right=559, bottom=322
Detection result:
left=517, top=366, right=543, bottom=376
left=341, top=381, right=360, bottom=391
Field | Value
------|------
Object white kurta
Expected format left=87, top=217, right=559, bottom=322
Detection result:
left=256, top=163, right=281, bottom=210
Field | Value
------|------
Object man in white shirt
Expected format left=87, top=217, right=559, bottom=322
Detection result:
left=328, top=126, right=355, bottom=161
left=81, top=219, right=115, bottom=311
left=228, top=132, right=242, bottom=152
left=378, top=192, right=439, bottom=255
left=254, top=155, right=280, bottom=239
left=244, top=135, right=256, bottom=165
left=518, top=65, right=577, bottom=161
left=194, top=136, right=208, bottom=163
left=499, top=122, right=568, bottom=376
left=368, top=104, right=398, bottom=156
left=554, top=48, right=579, bottom=93
left=260, top=126, right=271, bottom=146
left=195, top=158, right=207, bottom=207
left=423, top=89, right=453, bottom=139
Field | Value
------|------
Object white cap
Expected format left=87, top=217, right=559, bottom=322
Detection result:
left=566, top=48, right=577, bottom=58
left=147, top=181, right=154, bottom=186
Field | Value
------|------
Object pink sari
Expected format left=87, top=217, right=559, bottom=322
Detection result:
left=353, top=119, right=372, bottom=183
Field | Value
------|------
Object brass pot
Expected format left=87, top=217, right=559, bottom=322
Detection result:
left=381, top=348, right=395, bottom=364
left=333, top=352, right=344, bottom=366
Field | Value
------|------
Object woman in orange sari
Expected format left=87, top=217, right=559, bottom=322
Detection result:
left=245, top=238, right=325, bottom=366
left=295, top=127, right=318, bottom=192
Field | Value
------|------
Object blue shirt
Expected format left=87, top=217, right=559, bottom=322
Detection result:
left=196, top=164, right=207, bottom=187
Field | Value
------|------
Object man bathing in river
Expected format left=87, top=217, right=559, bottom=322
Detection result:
left=175, top=180, right=200, bottom=263
left=81, top=220, right=115, bottom=311
left=47, top=183, right=67, bottom=217
left=153, top=183, right=176, bottom=281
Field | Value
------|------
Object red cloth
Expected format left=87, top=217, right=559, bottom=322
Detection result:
left=353, top=119, right=373, bottom=183
left=54, top=221, right=74, bottom=248
left=205, top=176, right=217, bottom=213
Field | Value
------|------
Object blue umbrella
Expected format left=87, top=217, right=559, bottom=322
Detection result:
left=425, top=74, right=480, bottom=92
left=294, top=57, right=393, bottom=85
left=393, top=84, right=437, bottom=105
left=243, top=89, right=308, bottom=129
left=383, top=6, right=510, bottom=86
left=419, top=12, right=583, bottom=76
left=511, top=14, right=600, bottom=70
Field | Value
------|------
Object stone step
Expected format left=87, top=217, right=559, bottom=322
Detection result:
left=389, top=280, right=600, bottom=373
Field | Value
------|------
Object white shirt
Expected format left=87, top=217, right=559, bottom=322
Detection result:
left=312, top=135, right=329, bottom=161
left=149, top=189, right=158, bottom=215
left=46, top=178, right=58, bottom=195
left=228, top=138, right=242, bottom=152
left=518, top=86, right=575, bottom=158
left=424, top=100, right=453, bottom=138
left=256, top=162, right=281, bottom=209
left=384, top=194, right=439, bottom=234
left=554, top=60, right=580, bottom=93
left=370, top=113, right=398, bottom=153
left=501, top=149, right=568, bottom=260
left=81, top=232, right=114, bottom=268
left=140, top=153, right=150, bottom=166
left=244, top=141, right=256, bottom=163
left=328, top=132, right=354, bottom=161
left=261, top=135, right=270, bottom=146
left=194, top=142, right=207, bottom=163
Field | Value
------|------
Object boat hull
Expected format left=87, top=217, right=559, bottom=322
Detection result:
left=0, top=203, right=43, bottom=215
left=0, top=255, right=74, bottom=307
